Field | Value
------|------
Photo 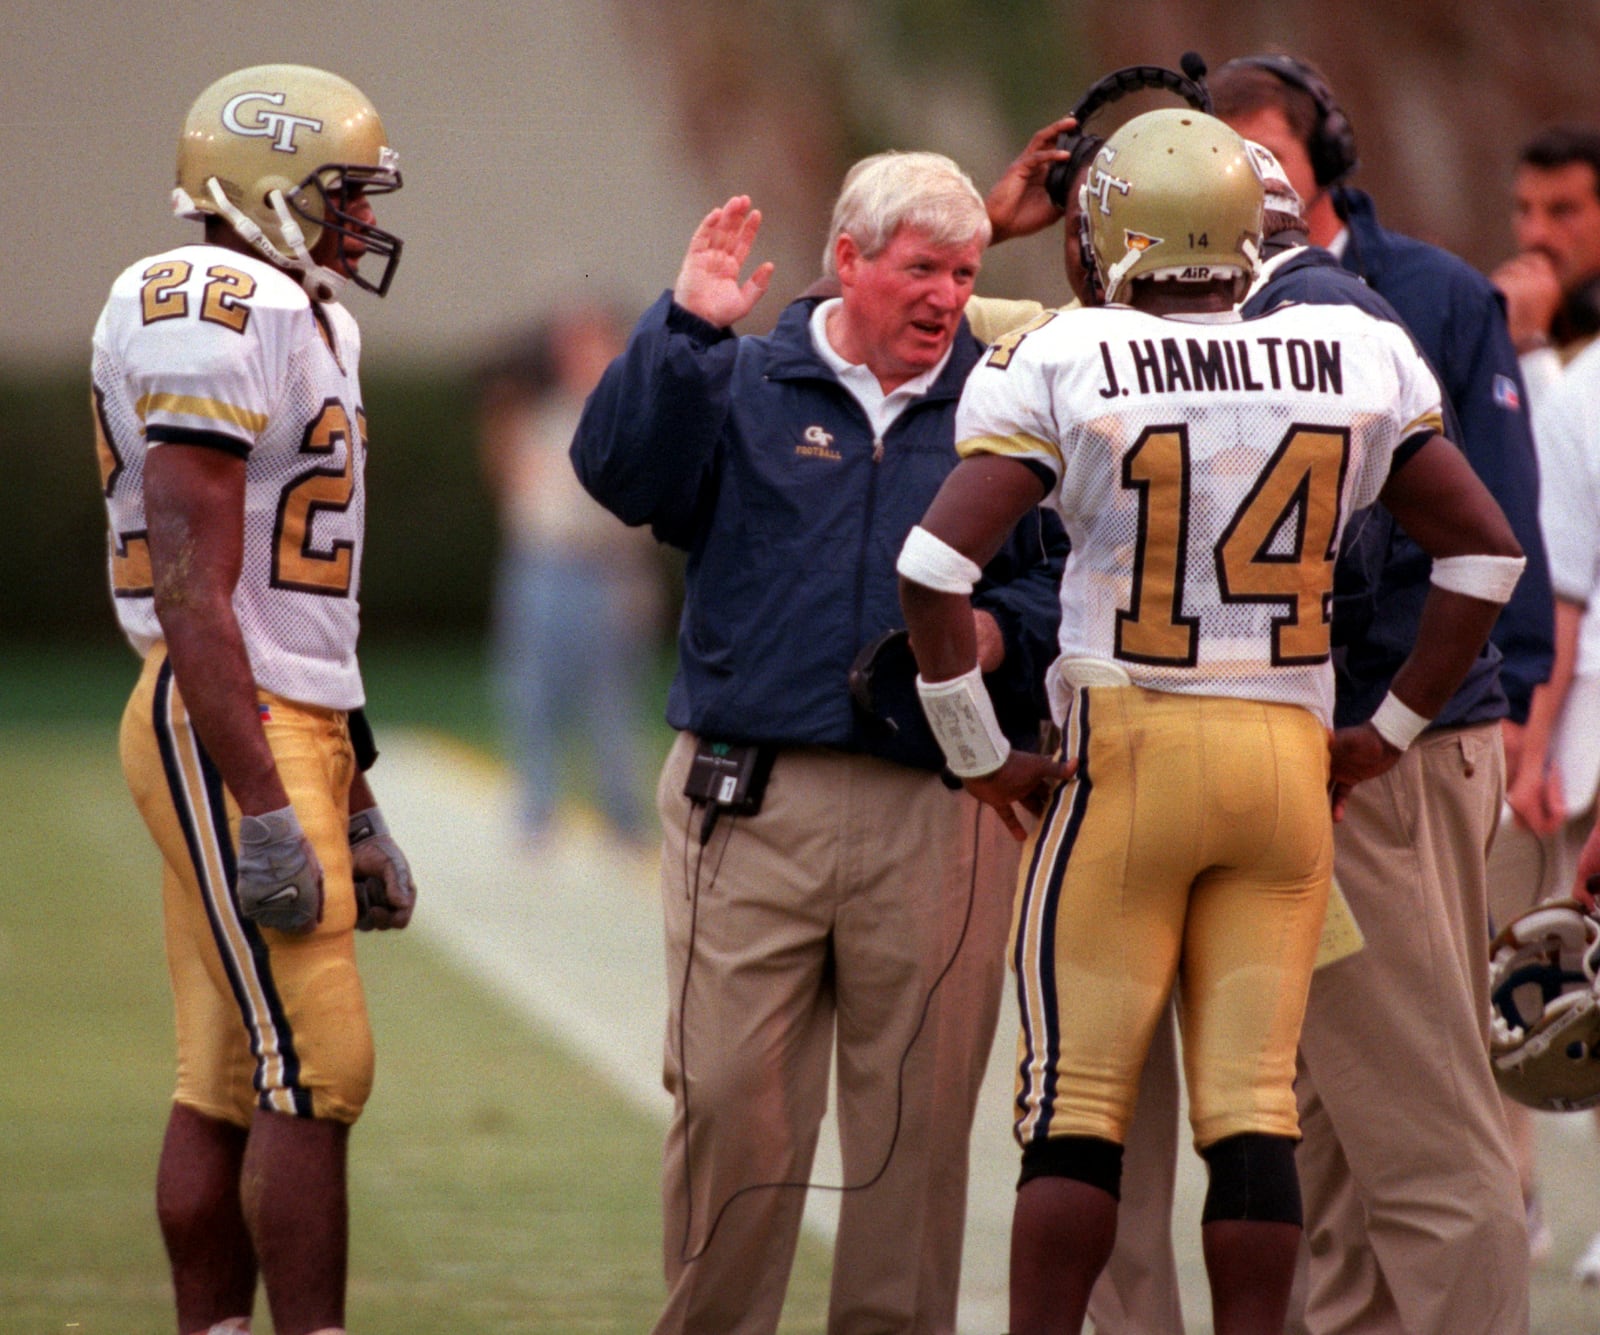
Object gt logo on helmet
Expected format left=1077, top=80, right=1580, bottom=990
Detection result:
left=1085, top=167, right=1132, bottom=216
left=221, top=91, right=324, bottom=154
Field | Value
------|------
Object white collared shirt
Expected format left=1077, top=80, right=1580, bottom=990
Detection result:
left=810, top=298, right=954, bottom=441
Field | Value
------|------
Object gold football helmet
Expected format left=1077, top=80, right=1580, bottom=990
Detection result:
left=1079, top=107, right=1263, bottom=304
left=1489, top=900, right=1600, bottom=1111
left=174, top=64, right=402, bottom=299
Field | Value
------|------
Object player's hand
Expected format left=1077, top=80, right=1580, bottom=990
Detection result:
left=964, top=749, right=1076, bottom=842
left=973, top=608, right=1006, bottom=673
left=1507, top=758, right=1566, bottom=836
left=1571, top=816, right=1600, bottom=913
left=1490, top=251, right=1561, bottom=351
left=236, top=805, right=324, bottom=933
left=348, top=806, right=417, bottom=931
left=1327, top=723, right=1402, bottom=823
left=1500, top=718, right=1526, bottom=786
left=673, top=196, right=776, bottom=328
left=985, top=114, right=1078, bottom=244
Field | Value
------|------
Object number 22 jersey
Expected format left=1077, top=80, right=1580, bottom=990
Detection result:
left=957, top=302, right=1445, bottom=728
left=92, top=243, right=368, bottom=710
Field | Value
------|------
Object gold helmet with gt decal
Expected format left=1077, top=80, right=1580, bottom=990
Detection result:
left=1489, top=900, right=1600, bottom=1111
left=174, top=64, right=403, bottom=299
left=1080, top=107, right=1263, bottom=304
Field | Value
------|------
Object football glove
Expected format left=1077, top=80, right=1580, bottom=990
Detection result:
left=348, top=805, right=417, bottom=931
left=235, top=804, right=324, bottom=933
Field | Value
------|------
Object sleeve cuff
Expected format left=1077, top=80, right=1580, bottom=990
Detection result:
left=665, top=294, right=736, bottom=345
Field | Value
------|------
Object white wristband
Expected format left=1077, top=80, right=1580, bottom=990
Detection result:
left=1430, top=553, right=1526, bottom=604
left=916, top=663, right=1012, bottom=777
left=897, top=525, right=983, bottom=595
left=1368, top=690, right=1430, bottom=751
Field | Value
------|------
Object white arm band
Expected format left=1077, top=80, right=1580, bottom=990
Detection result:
left=897, top=524, right=983, bottom=594
left=916, top=663, right=1012, bottom=777
left=1430, top=553, right=1526, bottom=604
left=1368, top=690, right=1431, bottom=752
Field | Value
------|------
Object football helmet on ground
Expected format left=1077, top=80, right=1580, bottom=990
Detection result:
left=1080, top=107, right=1263, bottom=305
left=1489, top=900, right=1600, bottom=1111
left=174, top=64, right=403, bottom=300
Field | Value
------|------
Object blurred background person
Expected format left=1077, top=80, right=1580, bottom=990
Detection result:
left=478, top=303, right=666, bottom=852
left=1493, top=126, right=1600, bottom=404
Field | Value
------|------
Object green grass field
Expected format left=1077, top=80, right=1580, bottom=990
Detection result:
left=0, top=645, right=833, bottom=1333
left=13, top=644, right=1600, bottom=1333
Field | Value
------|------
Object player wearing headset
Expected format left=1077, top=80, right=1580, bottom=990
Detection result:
left=93, top=64, right=415, bottom=1335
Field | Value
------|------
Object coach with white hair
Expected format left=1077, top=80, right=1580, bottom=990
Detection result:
left=572, top=152, right=1065, bottom=1334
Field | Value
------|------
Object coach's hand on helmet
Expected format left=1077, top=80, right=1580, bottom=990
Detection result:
left=236, top=804, right=325, bottom=933
left=674, top=195, right=776, bottom=329
left=348, top=805, right=417, bottom=931
left=985, top=114, right=1078, bottom=244
left=965, top=750, right=1076, bottom=842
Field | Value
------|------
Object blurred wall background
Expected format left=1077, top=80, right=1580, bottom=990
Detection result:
left=6, top=0, right=1599, bottom=646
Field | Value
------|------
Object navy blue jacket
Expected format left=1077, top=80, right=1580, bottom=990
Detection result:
left=1247, top=194, right=1553, bottom=728
left=571, top=292, right=1066, bottom=766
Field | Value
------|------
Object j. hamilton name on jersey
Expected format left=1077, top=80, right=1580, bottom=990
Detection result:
left=1096, top=335, right=1344, bottom=399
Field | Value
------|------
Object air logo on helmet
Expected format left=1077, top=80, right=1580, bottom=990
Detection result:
left=1176, top=265, right=1214, bottom=281
left=221, top=91, right=324, bottom=154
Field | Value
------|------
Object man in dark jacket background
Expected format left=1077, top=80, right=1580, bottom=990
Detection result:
left=572, top=152, right=1066, bottom=1335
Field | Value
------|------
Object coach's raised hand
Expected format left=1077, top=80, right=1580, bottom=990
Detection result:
left=673, top=195, right=776, bottom=327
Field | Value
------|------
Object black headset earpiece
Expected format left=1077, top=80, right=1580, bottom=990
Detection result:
left=1044, top=54, right=1214, bottom=209
left=1227, top=54, right=1358, bottom=188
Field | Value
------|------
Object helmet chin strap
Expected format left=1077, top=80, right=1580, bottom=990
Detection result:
left=267, top=190, right=347, bottom=303
left=203, top=177, right=346, bottom=303
left=1104, top=249, right=1142, bottom=305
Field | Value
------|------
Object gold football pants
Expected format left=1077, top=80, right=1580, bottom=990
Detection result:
left=120, top=648, right=373, bottom=1126
left=1013, top=686, right=1332, bottom=1151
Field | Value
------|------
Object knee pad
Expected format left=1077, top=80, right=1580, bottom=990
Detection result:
left=1018, top=1134, right=1124, bottom=1198
left=1200, top=1132, right=1301, bottom=1226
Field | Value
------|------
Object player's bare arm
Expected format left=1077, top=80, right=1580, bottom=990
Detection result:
left=673, top=195, right=776, bottom=327
left=900, top=454, right=1073, bottom=840
left=146, top=444, right=290, bottom=817
left=1329, top=434, right=1523, bottom=802
left=147, top=443, right=325, bottom=932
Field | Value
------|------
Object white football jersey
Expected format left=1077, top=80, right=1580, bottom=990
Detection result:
left=92, top=244, right=367, bottom=709
left=958, top=302, right=1445, bottom=727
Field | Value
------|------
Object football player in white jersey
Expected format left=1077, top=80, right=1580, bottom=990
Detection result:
left=897, top=109, right=1525, bottom=1335
left=92, top=65, right=415, bottom=1335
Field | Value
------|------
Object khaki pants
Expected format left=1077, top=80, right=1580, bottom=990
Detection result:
left=652, top=734, right=1017, bottom=1335
left=1092, top=724, right=1530, bottom=1335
